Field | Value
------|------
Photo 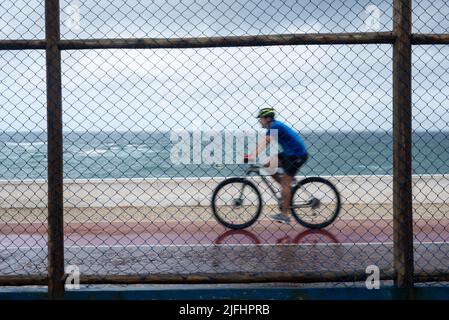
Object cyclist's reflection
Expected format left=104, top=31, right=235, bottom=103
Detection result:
left=214, top=229, right=261, bottom=245
left=214, top=228, right=339, bottom=245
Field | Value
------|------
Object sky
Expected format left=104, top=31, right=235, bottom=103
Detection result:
left=0, top=0, right=449, bottom=133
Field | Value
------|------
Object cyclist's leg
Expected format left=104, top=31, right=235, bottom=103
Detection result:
left=269, top=153, right=284, bottom=185
left=280, top=154, right=308, bottom=217
left=280, top=174, right=293, bottom=218
left=287, top=154, right=308, bottom=178
left=268, top=154, right=293, bottom=223
left=271, top=172, right=282, bottom=184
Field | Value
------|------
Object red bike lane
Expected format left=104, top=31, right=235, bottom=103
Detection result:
left=1, top=218, right=448, bottom=248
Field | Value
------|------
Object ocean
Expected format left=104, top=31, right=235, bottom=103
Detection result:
left=0, top=130, right=448, bottom=180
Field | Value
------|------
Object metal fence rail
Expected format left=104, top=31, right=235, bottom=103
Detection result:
left=0, top=0, right=448, bottom=298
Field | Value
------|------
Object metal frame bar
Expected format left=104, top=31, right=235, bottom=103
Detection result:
left=78, top=272, right=390, bottom=285
left=412, top=34, right=449, bottom=45
left=0, top=40, right=46, bottom=50
left=45, top=0, right=64, bottom=299
left=392, top=0, right=414, bottom=290
left=3, top=33, right=449, bottom=51
left=0, top=276, right=48, bottom=286
left=57, top=32, right=396, bottom=49
left=74, top=272, right=449, bottom=285
left=1, top=270, right=449, bottom=287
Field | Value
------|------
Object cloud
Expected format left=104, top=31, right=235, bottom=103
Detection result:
left=57, top=43, right=397, bottom=132
left=0, top=0, right=44, bottom=39
left=1, top=0, right=449, bottom=133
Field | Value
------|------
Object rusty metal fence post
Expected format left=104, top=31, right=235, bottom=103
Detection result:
left=45, top=0, right=64, bottom=298
left=392, top=0, right=414, bottom=289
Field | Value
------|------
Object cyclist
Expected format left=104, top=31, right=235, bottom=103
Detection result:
left=245, top=108, right=309, bottom=224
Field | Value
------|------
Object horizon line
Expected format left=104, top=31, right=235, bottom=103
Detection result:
left=1, top=129, right=449, bottom=135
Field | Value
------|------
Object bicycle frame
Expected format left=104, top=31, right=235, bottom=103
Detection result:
left=243, top=164, right=279, bottom=200
left=242, top=164, right=316, bottom=209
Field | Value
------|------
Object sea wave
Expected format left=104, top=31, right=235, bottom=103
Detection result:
left=6, top=141, right=47, bottom=149
left=77, top=149, right=109, bottom=157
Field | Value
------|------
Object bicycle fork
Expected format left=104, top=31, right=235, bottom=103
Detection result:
left=233, top=183, right=247, bottom=207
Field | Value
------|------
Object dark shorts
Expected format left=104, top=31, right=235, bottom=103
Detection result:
left=278, top=153, right=308, bottom=177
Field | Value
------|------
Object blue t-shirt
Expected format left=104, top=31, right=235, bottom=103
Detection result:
left=266, top=120, right=308, bottom=157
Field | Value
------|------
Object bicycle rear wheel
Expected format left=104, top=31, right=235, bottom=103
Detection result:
left=290, top=177, right=341, bottom=229
left=211, top=178, right=262, bottom=229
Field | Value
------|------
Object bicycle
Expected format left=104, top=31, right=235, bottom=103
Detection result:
left=211, top=162, right=341, bottom=230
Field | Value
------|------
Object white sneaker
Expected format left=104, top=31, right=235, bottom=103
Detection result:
left=270, top=213, right=291, bottom=224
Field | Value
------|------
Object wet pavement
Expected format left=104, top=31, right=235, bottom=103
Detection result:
left=0, top=218, right=448, bottom=276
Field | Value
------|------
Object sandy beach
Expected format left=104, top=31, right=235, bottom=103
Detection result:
left=0, top=174, right=447, bottom=224
left=0, top=201, right=447, bottom=225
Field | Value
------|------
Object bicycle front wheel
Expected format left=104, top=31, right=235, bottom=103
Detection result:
left=290, top=177, right=341, bottom=229
left=211, top=178, right=262, bottom=229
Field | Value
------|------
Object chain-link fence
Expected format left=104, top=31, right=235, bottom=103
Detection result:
left=0, top=0, right=448, bottom=297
